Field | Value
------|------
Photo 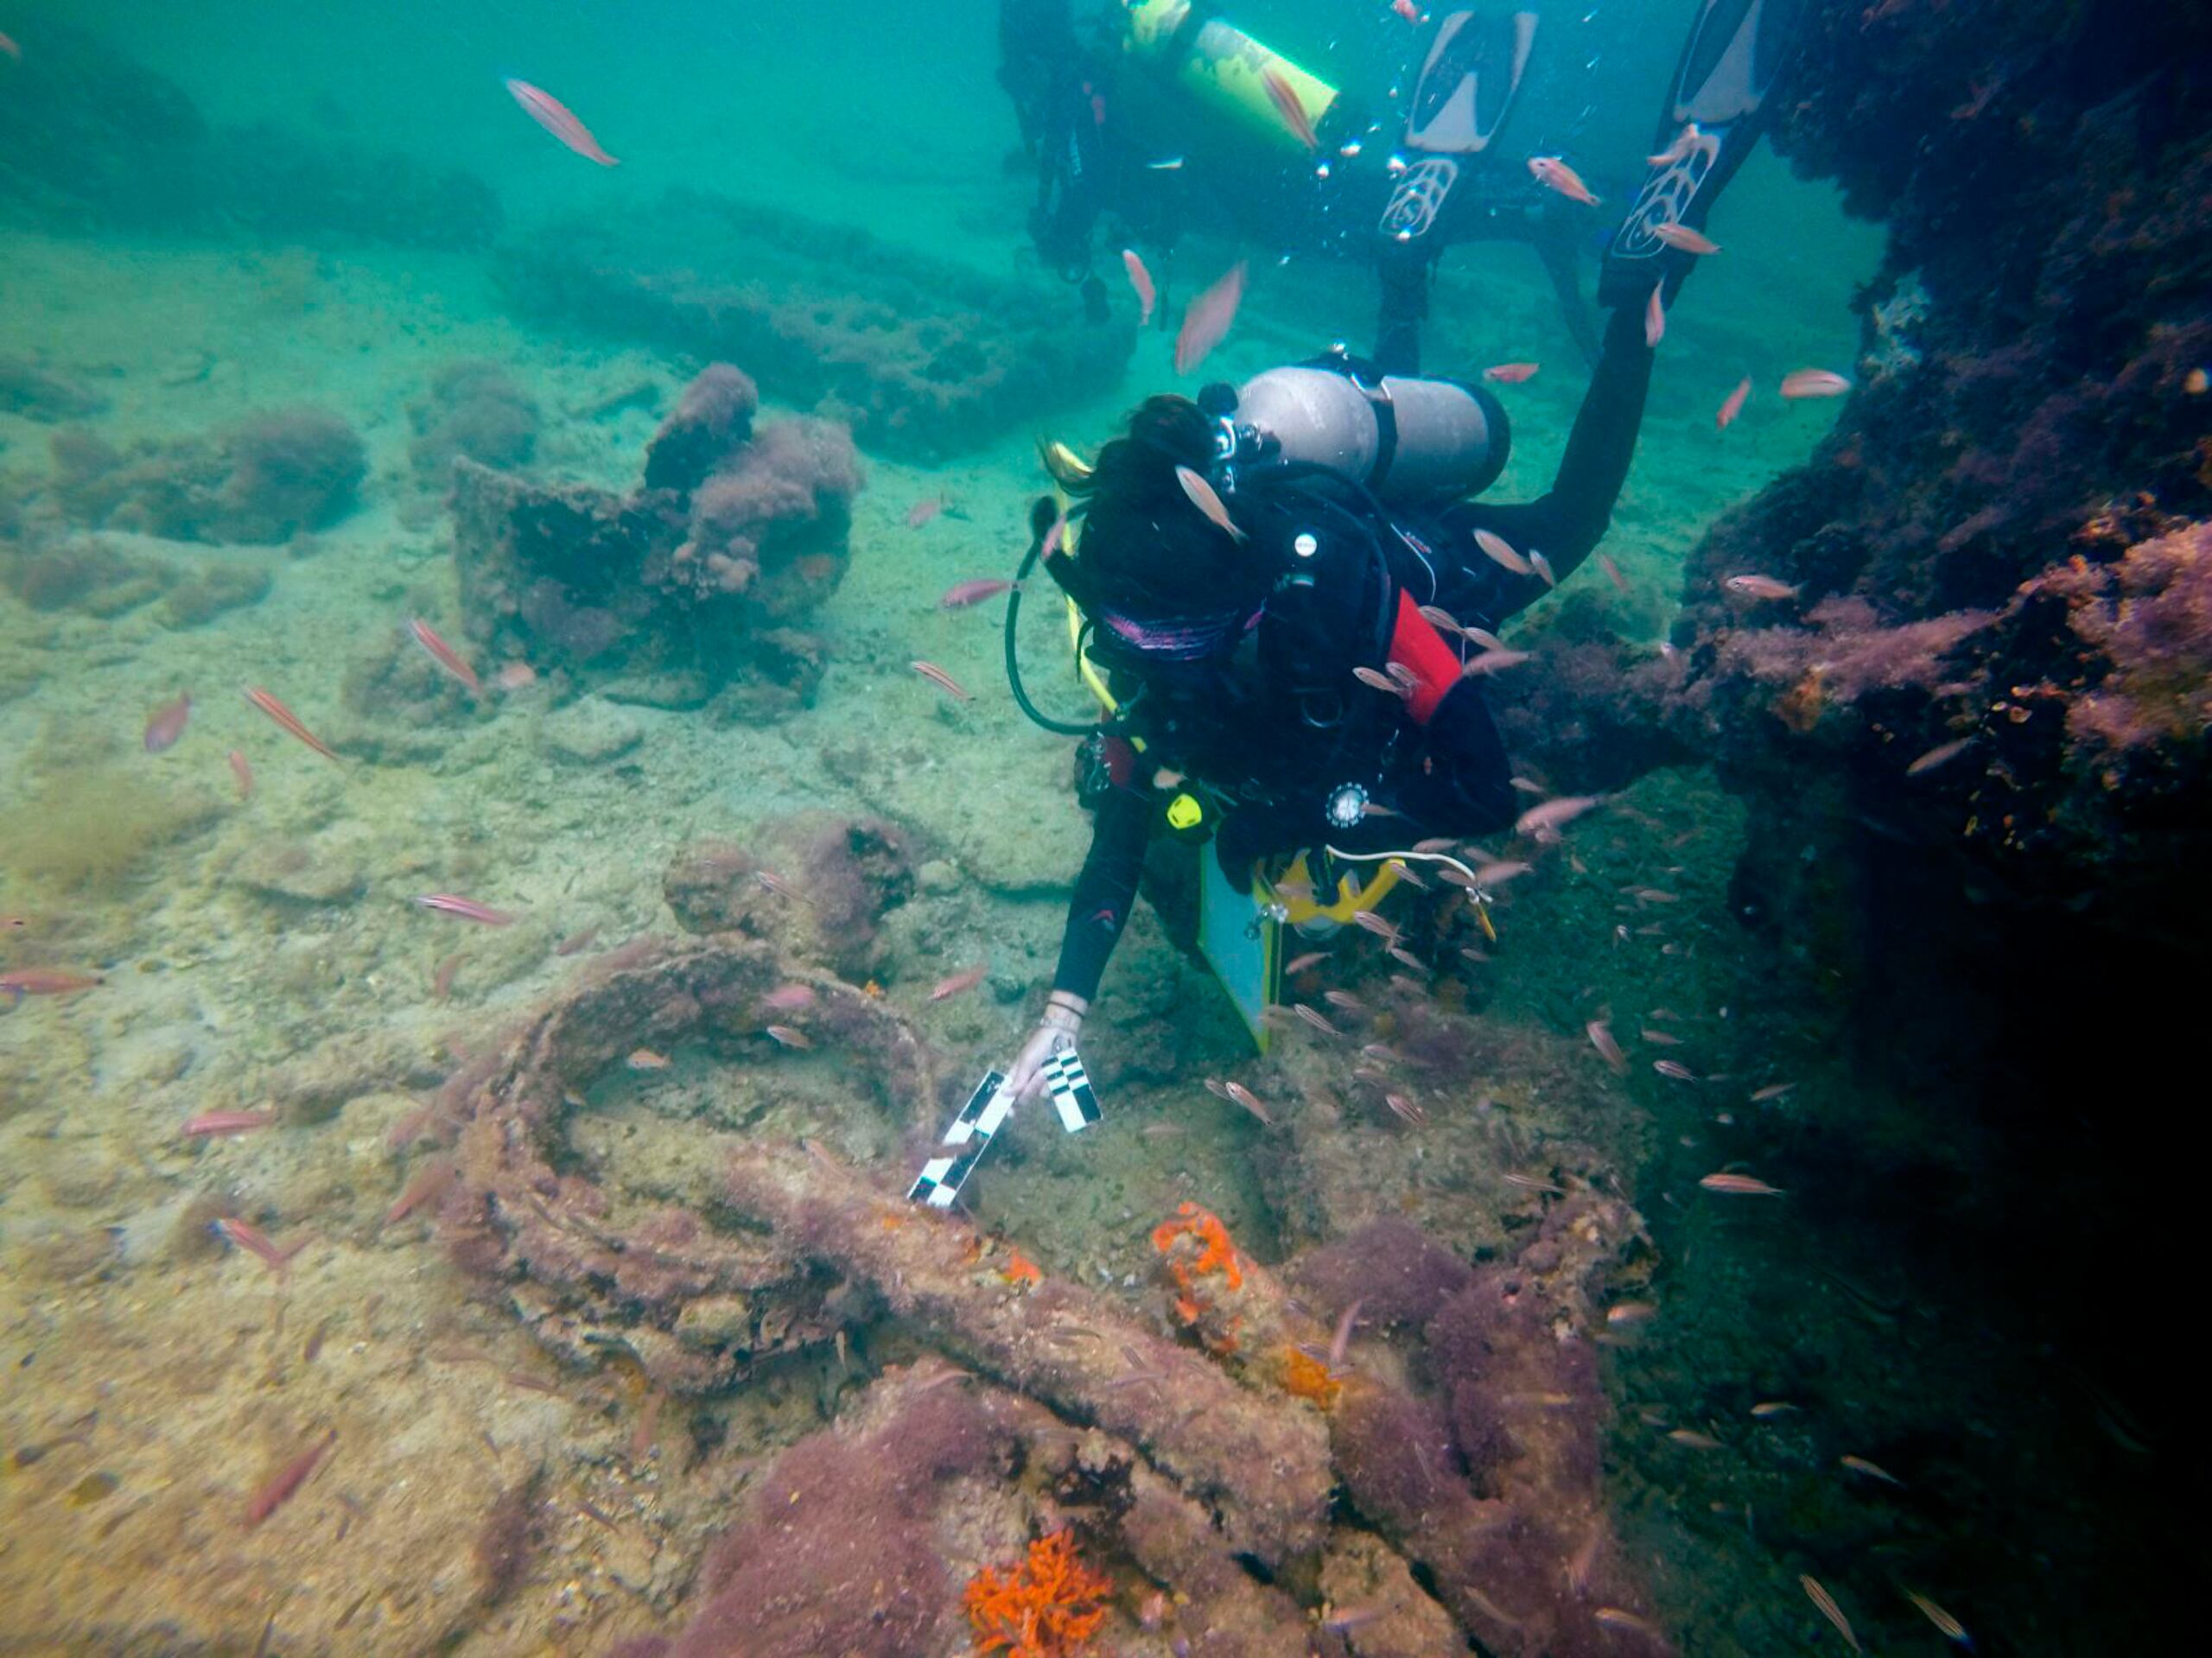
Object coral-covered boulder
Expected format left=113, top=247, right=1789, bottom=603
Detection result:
left=407, top=359, right=540, bottom=490
left=45, top=406, right=365, bottom=544
left=452, top=363, right=860, bottom=704
left=664, top=815, right=914, bottom=980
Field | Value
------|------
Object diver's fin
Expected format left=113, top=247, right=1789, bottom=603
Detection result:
left=1598, top=0, right=1809, bottom=309
left=1402, top=10, right=1538, bottom=156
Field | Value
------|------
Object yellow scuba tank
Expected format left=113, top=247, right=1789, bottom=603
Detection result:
left=1123, top=0, right=1339, bottom=157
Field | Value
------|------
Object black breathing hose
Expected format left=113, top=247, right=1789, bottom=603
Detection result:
left=1004, top=497, right=1101, bottom=737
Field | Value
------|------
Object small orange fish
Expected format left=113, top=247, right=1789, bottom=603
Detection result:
left=1700, top=1171, right=1784, bottom=1196
left=1651, top=221, right=1720, bottom=256
left=1391, top=1, right=1423, bottom=23
left=1653, top=1058, right=1698, bottom=1081
left=1668, top=1428, right=1723, bottom=1449
left=0, top=31, right=20, bottom=62
left=1904, top=1590, right=1970, bottom=1644
left=1724, top=574, right=1801, bottom=600
left=1716, top=375, right=1752, bottom=429
left=143, top=692, right=193, bottom=753
left=1482, top=362, right=1541, bottom=384
left=214, top=1217, right=308, bottom=1279
left=764, top=1024, right=812, bottom=1049
left=1176, top=466, right=1246, bottom=543
left=1222, top=1080, right=1273, bottom=1126
left=1599, top=555, right=1629, bottom=591
left=0, top=968, right=104, bottom=1004
left=626, top=1048, right=671, bottom=1070
left=1175, top=261, right=1247, bottom=376
left=1283, top=951, right=1328, bottom=975
left=1528, top=549, right=1556, bottom=588
left=496, top=661, right=538, bottom=691
left=911, top=660, right=971, bottom=700
left=1121, top=248, right=1156, bottom=325
left=906, top=495, right=948, bottom=529
left=1750, top=1401, right=1798, bottom=1418
left=1605, top=1300, right=1658, bottom=1326
left=1780, top=368, right=1853, bottom=400
left=410, top=618, right=482, bottom=696
left=1906, top=736, right=1975, bottom=777
left=1749, top=1082, right=1796, bottom=1102
left=1514, top=794, right=1601, bottom=839
left=226, top=748, right=254, bottom=799
left=1592, top=1609, right=1663, bottom=1640
left=1474, top=527, right=1532, bottom=576
left=1586, top=1020, right=1630, bottom=1074
left=244, top=686, right=339, bottom=761
left=1839, top=1453, right=1904, bottom=1486
left=1262, top=68, right=1319, bottom=152
left=1643, top=284, right=1667, bottom=348
left=928, top=963, right=987, bottom=1002
left=505, top=78, right=618, bottom=166
left=1527, top=155, right=1599, bottom=206
left=1647, top=122, right=1704, bottom=166
left=1800, top=1575, right=1862, bottom=1653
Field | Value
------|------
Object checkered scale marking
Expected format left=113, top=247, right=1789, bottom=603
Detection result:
left=1038, top=1049, right=1101, bottom=1134
left=906, top=1070, right=1014, bottom=1209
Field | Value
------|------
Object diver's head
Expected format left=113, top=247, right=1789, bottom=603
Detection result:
left=1061, top=396, right=1271, bottom=661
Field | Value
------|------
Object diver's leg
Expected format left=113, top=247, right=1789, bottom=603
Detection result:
left=1374, top=239, right=1433, bottom=377
left=1599, top=0, right=1811, bottom=309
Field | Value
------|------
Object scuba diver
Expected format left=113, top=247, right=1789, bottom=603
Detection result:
left=976, top=0, right=1808, bottom=1120
left=999, top=0, right=1614, bottom=369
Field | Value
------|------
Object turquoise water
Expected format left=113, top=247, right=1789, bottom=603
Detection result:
left=0, top=4, right=2167, bottom=1655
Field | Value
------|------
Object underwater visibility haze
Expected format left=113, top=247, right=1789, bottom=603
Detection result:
left=2, top=2, right=2209, bottom=1654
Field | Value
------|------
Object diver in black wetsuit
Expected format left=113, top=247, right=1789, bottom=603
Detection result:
left=997, top=0, right=1806, bottom=1102
left=998, top=1, right=1605, bottom=368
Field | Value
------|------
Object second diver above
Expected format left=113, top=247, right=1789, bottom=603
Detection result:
left=998, top=0, right=1806, bottom=1104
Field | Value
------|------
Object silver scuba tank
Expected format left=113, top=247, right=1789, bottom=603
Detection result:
left=1230, top=364, right=1510, bottom=505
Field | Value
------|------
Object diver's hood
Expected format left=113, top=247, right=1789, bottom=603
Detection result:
left=1042, top=499, right=1270, bottom=668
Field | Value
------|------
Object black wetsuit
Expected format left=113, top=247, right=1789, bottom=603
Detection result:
left=1051, top=302, right=1654, bottom=1002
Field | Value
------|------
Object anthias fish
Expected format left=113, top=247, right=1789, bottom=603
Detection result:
left=938, top=578, right=1014, bottom=609
left=1644, top=284, right=1667, bottom=348
left=143, top=693, right=192, bottom=753
left=1483, top=362, right=1540, bottom=383
left=1800, top=1575, right=1863, bottom=1653
left=504, top=78, right=618, bottom=166
left=183, top=1111, right=277, bottom=1137
left=245, top=1429, right=337, bottom=1528
left=1175, top=466, right=1246, bottom=542
left=1780, top=368, right=1853, bottom=399
left=227, top=749, right=253, bottom=798
left=215, top=1217, right=308, bottom=1278
left=244, top=686, right=339, bottom=761
left=1527, top=155, right=1599, bottom=205
left=1122, top=249, right=1155, bottom=325
left=911, top=660, right=971, bottom=701
left=1725, top=574, right=1801, bottom=600
left=409, top=618, right=481, bottom=696
left=1906, top=736, right=1976, bottom=777
left=1514, top=794, right=1601, bottom=839
left=1700, top=1172, right=1785, bottom=1196
left=1262, top=68, right=1319, bottom=152
left=764, top=1024, right=812, bottom=1049
left=1175, top=261, right=1246, bottom=376
left=413, top=894, right=516, bottom=926
left=1, top=968, right=105, bottom=1003
left=1651, top=221, right=1720, bottom=256
left=1716, top=375, right=1752, bottom=429
left=1474, top=528, right=1532, bottom=576
left=1586, top=1020, right=1630, bottom=1074
left=928, top=963, right=987, bottom=1002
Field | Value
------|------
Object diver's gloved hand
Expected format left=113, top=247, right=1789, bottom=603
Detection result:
left=1006, top=991, right=1086, bottom=1103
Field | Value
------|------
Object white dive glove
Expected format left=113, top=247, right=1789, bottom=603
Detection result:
left=1005, top=991, right=1086, bottom=1103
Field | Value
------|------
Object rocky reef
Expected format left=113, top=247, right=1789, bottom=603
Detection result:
left=492, top=190, right=1134, bottom=460
left=451, top=363, right=860, bottom=710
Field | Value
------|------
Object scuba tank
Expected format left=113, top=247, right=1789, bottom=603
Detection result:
left=1225, top=357, right=1511, bottom=506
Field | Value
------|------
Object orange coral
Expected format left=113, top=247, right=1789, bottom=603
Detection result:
left=964, top=1528, right=1110, bottom=1656
left=1274, top=1344, right=1343, bottom=1411
left=1152, top=1202, right=1245, bottom=1351
left=1000, top=1248, right=1043, bottom=1287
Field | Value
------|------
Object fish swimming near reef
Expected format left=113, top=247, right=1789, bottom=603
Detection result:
left=1800, top=1575, right=1862, bottom=1653
left=906, top=495, right=948, bottom=530
left=504, top=77, right=619, bottom=166
left=1514, top=794, right=1602, bottom=840
left=1586, top=1020, right=1630, bottom=1074
left=183, top=1110, right=277, bottom=1137
left=1483, top=362, right=1540, bottom=384
left=214, top=1217, right=308, bottom=1278
left=227, top=749, right=254, bottom=798
left=1716, top=375, right=1752, bottom=429
left=1, top=968, right=104, bottom=1007
left=1780, top=368, right=1853, bottom=399
left=928, top=963, right=987, bottom=1002
left=143, top=693, right=192, bottom=753
left=911, top=660, right=971, bottom=701
left=1906, top=736, right=1975, bottom=777
left=412, top=893, right=516, bottom=926
left=1700, top=1171, right=1784, bottom=1196
left=939, top=578, right=1014, bottom=609
left=0, top=31, right=19, bottom=61
left=245, top=1429, right=337, bottom=1528
left=1122, top=249, right=1156, bottom=325
left=1644, top=285, right=1667, bottom=348
left=1175, top=261, right=1246, bottom=376
left=1527, top=155, right=1599, bottom=205
left=1649, top=121, right=1705, bottom=166
left=1724, top=574, right=1800, bottom=600
left=764, top=1024, right=812, bottom=1049
left=243, top=686, right=339, bottom=761
left=409, top=618, right=481, bottom=696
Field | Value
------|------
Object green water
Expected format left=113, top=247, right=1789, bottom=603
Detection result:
left=1, top=4, right=2164, bottom=1655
